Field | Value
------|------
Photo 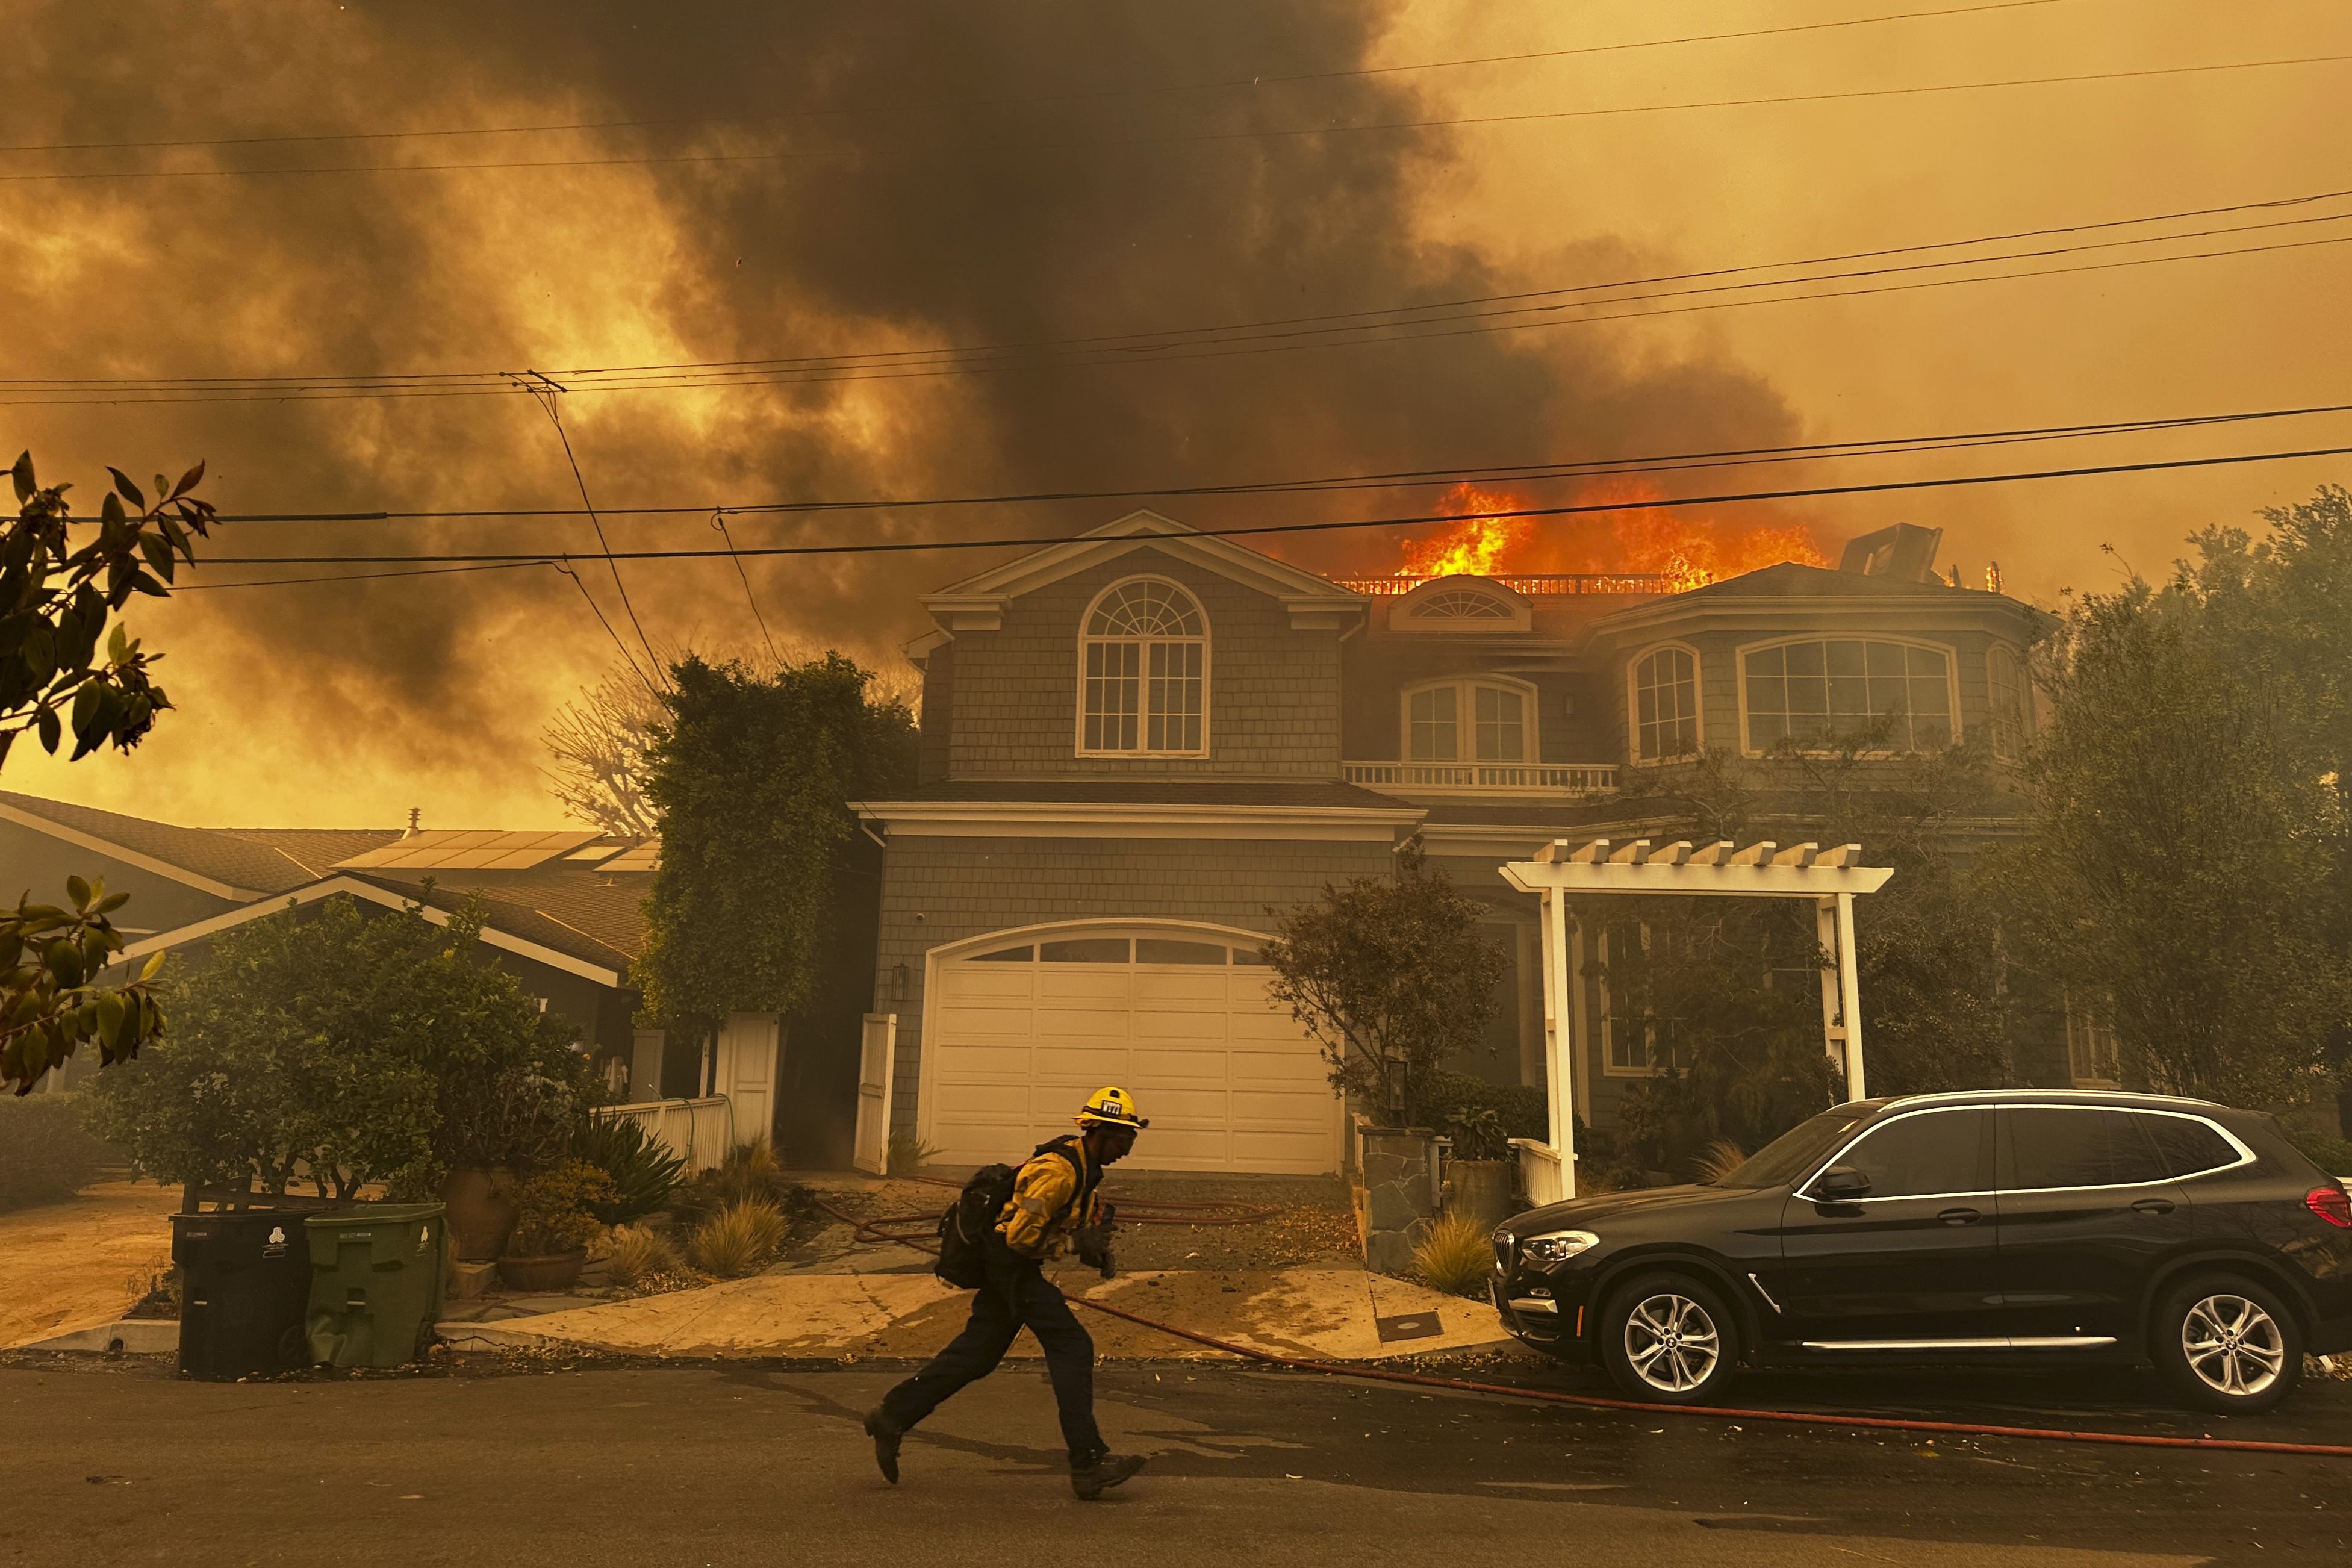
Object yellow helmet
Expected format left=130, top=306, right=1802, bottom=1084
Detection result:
left=1077, top=1086, right=1149, bottom=1131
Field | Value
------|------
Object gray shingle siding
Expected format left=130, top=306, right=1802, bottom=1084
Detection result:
left=946, top=546, right=1342, bottom=779
left=870, top=833, right=1393, bottom=1136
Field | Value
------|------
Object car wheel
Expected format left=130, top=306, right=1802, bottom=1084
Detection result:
left=1597, top=1272, right=1738, bottom=1404
left=2153, top=1273, right=2304, bottom=1415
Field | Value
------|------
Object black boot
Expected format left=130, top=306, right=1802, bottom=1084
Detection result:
left=863, top=1408, right=903, bottom=1484
left=1069, top=1452, right=1146, bottom=1500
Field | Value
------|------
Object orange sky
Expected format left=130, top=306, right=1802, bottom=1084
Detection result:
left=5, top=0, right=2348, bottom=829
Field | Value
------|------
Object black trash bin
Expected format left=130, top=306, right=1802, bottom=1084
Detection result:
left=170, top=1210, right=316, bottom=1380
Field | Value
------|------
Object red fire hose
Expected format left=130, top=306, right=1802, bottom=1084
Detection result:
left=809, top=1192, right=2352, bottom=1460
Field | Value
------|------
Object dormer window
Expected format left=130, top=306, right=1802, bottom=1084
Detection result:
left=1403, top=678, right=1532, bottom=762
left=1416, top=588, right=1514, bottom=621
left=1387, top=576, right=1532, bottom=633
left=1079, top=577, right=1207, bottom=755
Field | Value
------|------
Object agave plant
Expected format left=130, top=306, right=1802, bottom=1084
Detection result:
left=570, top=1115, right=686, bottom=1224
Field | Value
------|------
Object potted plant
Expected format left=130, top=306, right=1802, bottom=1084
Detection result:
left=1441, top=1104, right=1517, bottom=1230
left=500, top=1160, right=620, bottom=1292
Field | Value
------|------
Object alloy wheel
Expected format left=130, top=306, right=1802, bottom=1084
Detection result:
left=1622, top=1292, right=1720, bottom=1393
left=2180, top=1293, right=2286, bottom=1398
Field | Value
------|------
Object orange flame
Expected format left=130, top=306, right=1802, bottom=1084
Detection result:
left=1396, top=479, right=1825, bottom=589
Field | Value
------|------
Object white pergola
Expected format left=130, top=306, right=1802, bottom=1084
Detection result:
left=1501, top=838, right=1894, bottom=1206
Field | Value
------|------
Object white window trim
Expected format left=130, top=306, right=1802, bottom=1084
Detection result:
left=2063, top=988, right=2123, bottom=1089
left=1732, top=634, right=1964, bottom=758
left=1595, top=923, right=1676, bottom=1077
left=1987, top=643, right=2029, bottom=764
left=1397, top=674, right=1540, bottom=765
left=1074, top=574, right=1212, bottom=759
left=1624, top=640, right=1705, bottom=767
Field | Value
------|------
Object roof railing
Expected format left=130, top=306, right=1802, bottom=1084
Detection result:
left=1333, top=572, right=1676, bottom=596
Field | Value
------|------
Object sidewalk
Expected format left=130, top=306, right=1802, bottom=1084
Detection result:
left=441, top=1169, right=1510, bottom=1363
left=438, top=1263, right=1508, bottom=1361
left=0, top=1181, right=179, bottom=1350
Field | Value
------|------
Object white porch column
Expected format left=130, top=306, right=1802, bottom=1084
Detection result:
left=1815, top=896, right=1845, bottom=1087
left=1835, top=891, right=1867, bottom=1101
left=1538, top=888, right=1576, bottom=1201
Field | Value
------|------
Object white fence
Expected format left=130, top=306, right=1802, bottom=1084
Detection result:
left=591, top=1095, right=734, bottom=1174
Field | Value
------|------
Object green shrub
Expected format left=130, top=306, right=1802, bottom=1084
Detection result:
left=508, top=1160, right=619, bottom=1255
left=571, top=1116, right=685, bottom=1222
left=1411, top=1212, right=1492, bottom=1296
left=691, top=1197, right=786, bottom=1278
left=1421, top=1072, right=1546, bottom=1145
left=0, top=1096, right=110, bottom=1211
left=2285, top=1125, right=2352, bottom=1178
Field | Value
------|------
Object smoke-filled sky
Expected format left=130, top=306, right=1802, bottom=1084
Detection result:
left=6, top=0, right=2348, bottom=828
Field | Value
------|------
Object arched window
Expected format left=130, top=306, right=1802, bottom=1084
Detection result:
left=1413, top=588, right=1514, bottom=621
left=1403, top=679, right=1531, bottom=762
left=1080, top=578, right=1207, bottom=754
left=1741, top=638, right=1955, bottom=753
left=1630, top=646, right=1699, bottom=761
left=1988, top=644, right=2029, bottom=761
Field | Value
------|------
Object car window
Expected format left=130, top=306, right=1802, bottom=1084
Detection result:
left=2138, top=1114, right=2242, bottom=1178
left=1716, top=1108, right=1873, bottom=1188
left=2002, top=1107, right=2170, bottom=1190
left=1817, top=1108, right=1990, bottom=1199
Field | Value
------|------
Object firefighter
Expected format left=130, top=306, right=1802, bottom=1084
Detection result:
left=865, top=1087, right=1150, bottom=1499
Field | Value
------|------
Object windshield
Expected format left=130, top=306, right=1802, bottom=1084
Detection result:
left=1710, top=1108, right=1874, bottom=1189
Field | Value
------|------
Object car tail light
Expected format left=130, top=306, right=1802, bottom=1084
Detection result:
left=2306, top=1186, right=2352, bottom=1229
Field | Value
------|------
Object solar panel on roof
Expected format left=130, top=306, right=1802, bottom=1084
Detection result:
left=331, top=828, right=600, bottom=871
left=597, top=841, right=661, bottom=873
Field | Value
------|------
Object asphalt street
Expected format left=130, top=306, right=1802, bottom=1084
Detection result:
left=5, top=1357, right=2347, bottom=1567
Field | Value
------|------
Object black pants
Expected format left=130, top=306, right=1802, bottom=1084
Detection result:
left=879, top=1241, right=1104, bottom=1464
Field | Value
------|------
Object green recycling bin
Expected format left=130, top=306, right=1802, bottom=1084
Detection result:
left=304, top=1202, right=447, bottom=1369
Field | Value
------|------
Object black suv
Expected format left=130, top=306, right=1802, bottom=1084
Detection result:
left=1490, top=1090, right=2352, bottom=1412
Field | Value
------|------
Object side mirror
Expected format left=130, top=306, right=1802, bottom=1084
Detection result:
left=1813, top=1166, right=1871, bottom=1201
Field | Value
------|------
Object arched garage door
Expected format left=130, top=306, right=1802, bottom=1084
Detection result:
left=921, top=923, right=1341, bottom=1174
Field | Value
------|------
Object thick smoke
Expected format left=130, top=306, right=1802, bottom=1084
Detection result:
left=4, top=0, right=1792, bottom=824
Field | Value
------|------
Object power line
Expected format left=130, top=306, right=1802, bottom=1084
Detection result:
left=7, top=48, right=2342, bottom=185
left=711, top=511, right=780, bottom=662
left=175, top=559, right=555, bottom=590
left=151, top=400, right=2352, bottom=530
left=518, top=375, right=662, bottom=688
left=11, top=194, right=2351, bottom=407
left=0, top=4, right=2070, bottom=158
left=188, top=441, right=2352, bottom=570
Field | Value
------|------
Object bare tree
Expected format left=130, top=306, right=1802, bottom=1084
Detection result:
left=543, top=661, right=667, bottom=839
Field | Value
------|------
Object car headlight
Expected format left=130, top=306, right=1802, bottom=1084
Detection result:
left=1519, top=1230, right=1599, bottom=1267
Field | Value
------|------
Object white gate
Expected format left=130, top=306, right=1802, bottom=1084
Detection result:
left=713, top=1012, right=781, bottom=1151
left=854, top=1013, right=898, bottom=1175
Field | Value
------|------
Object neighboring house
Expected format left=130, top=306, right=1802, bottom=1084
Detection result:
left=0, top=799, right=661, bottom=1103
left=853, top=511, right=2058, bottom=1176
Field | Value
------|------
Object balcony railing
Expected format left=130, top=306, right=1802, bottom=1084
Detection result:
left=1343, top=761, right=1619, bottom=797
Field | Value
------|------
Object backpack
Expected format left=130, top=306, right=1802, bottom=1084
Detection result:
left=933, top=1141, right=1084, bottom=1289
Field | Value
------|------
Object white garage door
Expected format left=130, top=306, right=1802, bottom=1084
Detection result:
left=924, top=927, right=1341, bottom=1174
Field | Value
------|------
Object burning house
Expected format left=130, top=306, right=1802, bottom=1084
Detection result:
left=853, top=506, right=2050, bottom=1176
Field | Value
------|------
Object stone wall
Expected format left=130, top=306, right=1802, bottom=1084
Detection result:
left=1351, top=1120, right=1440, bottom=1275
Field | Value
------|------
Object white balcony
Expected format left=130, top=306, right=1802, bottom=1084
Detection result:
left=1342, top=761, right=1619, bottom=798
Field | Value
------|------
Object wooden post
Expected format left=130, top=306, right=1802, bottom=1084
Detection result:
left=1815, top=895, right=1845, bottom=1090
left=1836, top=891, right=1867, bottom=1100
left=1543, top=889, right=1576, bottom=1199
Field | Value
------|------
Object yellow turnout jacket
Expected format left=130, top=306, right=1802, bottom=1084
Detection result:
left=994, top=1136, right=1100, bottom=1260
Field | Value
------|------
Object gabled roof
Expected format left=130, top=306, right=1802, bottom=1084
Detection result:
left=1588, top=560, right=2047, bottom=639
left=919, top=510, right=1365, bottom=631
left=0, top=790, right=401, bottom=898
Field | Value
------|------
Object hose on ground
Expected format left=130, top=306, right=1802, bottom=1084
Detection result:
left=808, top=1192, right=2352, bottom=1461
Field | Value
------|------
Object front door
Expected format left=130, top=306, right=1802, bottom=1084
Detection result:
left=1990, top=1105, right=2192, bottom=1349
left=1773, top=1106, right=2001, bottom=1348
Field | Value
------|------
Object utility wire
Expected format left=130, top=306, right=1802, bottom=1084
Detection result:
left=712, top=511, right=780, bottom=662
left=189, top=441, right=2352, bottom=570
left=519, top=375, right=662, bottom=688
left=6, top=47, right=2342, bottom=185
left=142, top=400, right=2352, bottom=529
left=11, top=198, right=2351, bottom=406
left=0, top=2, right=2065, bottom=157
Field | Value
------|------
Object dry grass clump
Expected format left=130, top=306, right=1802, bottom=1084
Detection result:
left=1692, top=1138, right=1749, bottom=1186
left=1412, top=1212, right=1493, bottom=1296
left=599, top=1223, right=685, bottom=1289
left=690, top=1198, right=787, bottom=1279
left=886, top=1132, right=939, bottom=1177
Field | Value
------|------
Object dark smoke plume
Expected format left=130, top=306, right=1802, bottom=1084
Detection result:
left=5, top=1, right=1790, bottom=821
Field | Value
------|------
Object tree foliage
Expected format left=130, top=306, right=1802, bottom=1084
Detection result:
left=82, top=895, right=590, bottom=1198
left=541, top=659, right=665, bottom=839
left=1996, top=491, right=2352, bottom=1105
left=1260, top=844, right=1508, bottom=1126
left=635, top=653, right=917, bottom=1031
left=1, top=452, right=213, bottom=1094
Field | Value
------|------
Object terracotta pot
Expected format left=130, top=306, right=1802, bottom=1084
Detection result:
left=438, top=1166, right=519, bottom=1261
left=497, top=1249, right=587, bottom=1293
